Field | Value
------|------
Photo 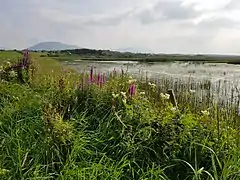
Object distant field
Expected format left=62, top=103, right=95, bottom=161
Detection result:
left=50, top=52, right=240, bottom=64
left=2, top=50, right=240, bottom=64
left=0, top=51, right=22, bottom=64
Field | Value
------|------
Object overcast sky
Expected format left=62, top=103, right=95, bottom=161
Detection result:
left=1, top=0, right=240, bottom=54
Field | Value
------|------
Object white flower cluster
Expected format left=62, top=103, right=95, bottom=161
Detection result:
left=112, top=93, right=119, bottom=99
left=160, top=93, right=170, bottom=100
left=9, top=70, right=17, bottom=78
left=148, top=82, right=156, bottom=88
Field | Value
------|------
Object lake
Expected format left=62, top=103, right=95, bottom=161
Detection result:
left=65, top=60, right=240, bottom=84
left=63, top=60, right=240, bottom=104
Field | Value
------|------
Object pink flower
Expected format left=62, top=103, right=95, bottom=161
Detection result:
left=129, top=83, right=136, bottom=96
left=97, top=72, right=101, bottom=85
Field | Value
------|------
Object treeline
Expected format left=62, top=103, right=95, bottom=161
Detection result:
left=60, top=48, right=153, bottom=58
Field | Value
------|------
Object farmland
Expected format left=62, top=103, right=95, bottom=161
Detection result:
left=0, top=50, right=240, bottom=179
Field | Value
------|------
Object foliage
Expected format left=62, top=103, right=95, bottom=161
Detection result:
left=0, top=53, right=239, bottom=179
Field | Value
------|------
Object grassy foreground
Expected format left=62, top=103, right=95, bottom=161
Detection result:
left=0, top=51, right=240, bottom=179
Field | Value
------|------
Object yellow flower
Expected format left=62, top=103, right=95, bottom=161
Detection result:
left=201, top=110, right=210, bottom=116
left=112, top=93, right=119, bottom=99
left=128, top=79, right=137, bottom=84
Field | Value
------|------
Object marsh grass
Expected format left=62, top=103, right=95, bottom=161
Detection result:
left=0, top=53, right=240, bottom=179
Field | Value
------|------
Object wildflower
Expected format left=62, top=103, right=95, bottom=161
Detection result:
left=12, top=96, right=19, bottom=101
left=112, top=93, right=119, bottom=99
left=9, top=70, right=17, bottom=78
left=148, top=82, right=156, bottom=88
left=122, top=98, right=127, bottom=104
left=201, top=110, right=210, bottom=116
left=128, top=79, right=137, bottom=84
left=120, top=91, right=127, bottom=99
left=6, top=61, right=11, bottom=66
left=129, top=83, right=136, bottom=96
left=97, top=72, right=101, bottom=85
left=171, top=107, right=177, bottom=112
left=160, top=93, right=170, bottom=100
left=139, top=91, right=146, bottom=95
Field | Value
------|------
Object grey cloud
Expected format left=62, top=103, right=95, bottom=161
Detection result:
left=81, top=11, right=133, bottom=27
left=225, top=0, right=240, bottom=9
left=154, top=36, right=214, bottom=53
left=136, top=1, right=201, bottom=24
left=69, top=0, right=201, bottom=27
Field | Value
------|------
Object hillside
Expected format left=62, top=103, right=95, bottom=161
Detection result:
left=28, top=42, right=79, bottom=51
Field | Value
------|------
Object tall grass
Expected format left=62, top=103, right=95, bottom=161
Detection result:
left=0, top=54, right=240, bottom=179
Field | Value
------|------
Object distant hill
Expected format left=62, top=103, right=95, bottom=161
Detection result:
left=28, top=42, right=79, bottom=51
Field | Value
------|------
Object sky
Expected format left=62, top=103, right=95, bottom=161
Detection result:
left=1, top=0, right=240, bottom=54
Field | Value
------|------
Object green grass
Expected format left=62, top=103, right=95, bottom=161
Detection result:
left=0, top=53, right=240, bottom=179
left=0, top=51, right=22, bottom=65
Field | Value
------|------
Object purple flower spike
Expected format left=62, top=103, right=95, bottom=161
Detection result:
left=100, top=74, right=103, bottom=85
left=102, top=73, right=106, bottom=84
left=97, top=72, right=101, bottom=85
left=129, top=83, right=136, bottom=96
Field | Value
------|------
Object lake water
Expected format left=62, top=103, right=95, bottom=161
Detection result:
left=65, top=60, right=240, bottom=83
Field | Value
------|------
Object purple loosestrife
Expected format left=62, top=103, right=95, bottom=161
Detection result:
left=129, top=83, right=136, bottom=97
left=23, top=49, right=29, bottom=67
left=97, top=72, right=101, bottom=85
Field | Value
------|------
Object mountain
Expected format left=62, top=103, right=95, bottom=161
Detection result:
left=28, top=42, right=79, bottom=51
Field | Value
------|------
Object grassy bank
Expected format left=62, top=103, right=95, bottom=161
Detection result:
left=0, top=52, right=240, bottom=179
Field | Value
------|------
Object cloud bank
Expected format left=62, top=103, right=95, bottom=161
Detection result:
left=1, top=0, right=240, bottom=54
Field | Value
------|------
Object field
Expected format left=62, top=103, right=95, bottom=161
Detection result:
left=0, top=50, right=240, bottom=180
left=36, top=48, right=240, bottom=64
